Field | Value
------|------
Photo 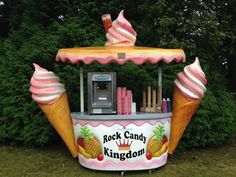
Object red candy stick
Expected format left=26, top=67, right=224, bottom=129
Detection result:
left=102, top=14, right=112, bottom=33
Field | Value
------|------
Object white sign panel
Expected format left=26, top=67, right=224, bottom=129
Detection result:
left=73, top=118, right=170, bottom=171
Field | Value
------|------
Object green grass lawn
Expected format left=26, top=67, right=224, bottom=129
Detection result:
left=0, top=144, right=235, bottom=177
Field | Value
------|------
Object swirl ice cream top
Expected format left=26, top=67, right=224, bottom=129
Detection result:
left=174, top=58, right=207, bottom=99
left=105, top=10, right=137, bottom=46
left=29, top=63, right=65, bottom=104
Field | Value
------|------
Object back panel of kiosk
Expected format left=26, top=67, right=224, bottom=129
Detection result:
left=88, top=72, right=116, bottom=114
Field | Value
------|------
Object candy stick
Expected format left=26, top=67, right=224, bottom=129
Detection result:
left=152, top=89, right=157, bottom=112
left=102, top=14, right=112, bottom=33
left=148, top=86, right=151, bottom=111
left=141, top=90, right=146, bottom=112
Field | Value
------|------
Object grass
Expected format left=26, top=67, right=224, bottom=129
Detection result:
left=0, top=144, right=235, bottom=177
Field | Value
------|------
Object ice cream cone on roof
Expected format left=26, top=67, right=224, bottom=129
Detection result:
left=29, top=64, right=77, bottom=157
left=169, top=58, right=207, bottom=154
left=105, top=10, right=137, bottom=46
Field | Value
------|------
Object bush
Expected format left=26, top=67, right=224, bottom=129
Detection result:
left=181, top=89, right=236, bottom=149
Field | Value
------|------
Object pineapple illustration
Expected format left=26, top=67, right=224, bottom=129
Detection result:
left=80, top=126, right=102, bottom=158
left=147, top=125, right=165, bottom=155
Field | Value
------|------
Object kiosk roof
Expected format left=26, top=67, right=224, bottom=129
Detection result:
left=56, top=46, right=186, bottom=65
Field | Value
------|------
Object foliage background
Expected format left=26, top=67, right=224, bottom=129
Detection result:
left=0, top=0, right=235, bottom=150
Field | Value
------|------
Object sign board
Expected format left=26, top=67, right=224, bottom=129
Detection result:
left=73, top=118, right=170, bottom=171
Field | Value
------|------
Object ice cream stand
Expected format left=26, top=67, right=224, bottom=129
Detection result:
left=56, top=46, right=185, bottom=174
left=29, top=10, right=207, bottom=175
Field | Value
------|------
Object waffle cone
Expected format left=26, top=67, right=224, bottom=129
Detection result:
left=168, top=87, right=201, bottom=154
left=39, top=92, right=77, bottom=157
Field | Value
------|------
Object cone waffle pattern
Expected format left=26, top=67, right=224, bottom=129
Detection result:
left=39, top=92, right=78, bottom=157
left=168, top=87, right=201, bottom=154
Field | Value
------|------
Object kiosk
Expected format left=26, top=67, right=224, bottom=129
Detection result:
left=56, top=46, right=185, bottom=174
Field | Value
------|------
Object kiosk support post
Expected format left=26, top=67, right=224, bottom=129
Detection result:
left=80, top=65, right=84, bottom=113
left=157, top=67, right=162, bottom=112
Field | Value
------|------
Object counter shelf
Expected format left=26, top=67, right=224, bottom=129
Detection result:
left=72, top=112, right=172, bottom=120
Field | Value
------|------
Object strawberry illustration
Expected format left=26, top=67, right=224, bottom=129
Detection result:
left=162, top=135, right=168, bottom=144
left=77, top=137, right=85, bottom=148
left=146, top=152, right=152, bottom=160
left=97, top=153, right=104, bottom=161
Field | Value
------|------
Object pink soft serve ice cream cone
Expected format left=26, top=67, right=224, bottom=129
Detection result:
left=29, top=64, right=77, bottom=157
left=169, top=58, right=207, bottom=154
left=105, top=10, right=137, bottom=46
